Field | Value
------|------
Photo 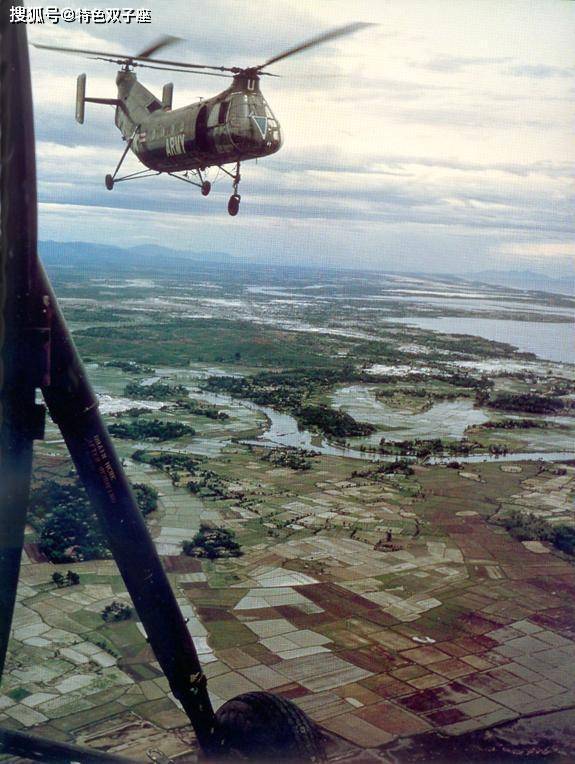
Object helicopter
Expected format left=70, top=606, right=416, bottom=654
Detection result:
left=34, top=23, right=372, bottom=215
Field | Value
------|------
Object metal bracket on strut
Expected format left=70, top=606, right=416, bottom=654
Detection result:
left=146, top=749, right=175, bottom=764
left=19, top=323, right=51, bottom=440
left=188, top=671, right=207, bottom=694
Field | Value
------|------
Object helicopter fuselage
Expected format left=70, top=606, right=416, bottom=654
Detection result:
left=114, top=70, right=282, bottom=172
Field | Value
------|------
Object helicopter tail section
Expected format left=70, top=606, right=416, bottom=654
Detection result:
left=75, top=73, right=86, bottom=123
left=161, top=82, right=173, bottom=110
left=76, top=73, right=122, bottom=125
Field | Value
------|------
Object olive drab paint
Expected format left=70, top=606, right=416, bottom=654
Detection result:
left=110, top=68, right=282, bottom=171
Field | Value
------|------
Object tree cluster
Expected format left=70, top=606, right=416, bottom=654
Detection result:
left=182, top=524, right=242, bottom=559
left=132, top=450, right=201, bottom=472
left=262, top=447, right=317, bottom=471
left=173, top=399, right=229, bottom=420
left=29, top=477, right=160, bottom=563
left=378, top=437, right=478, bottom=459
left=487, top=393, right=566, bottom=415
left=109, top=418, right=195, bottom=441
left=124, top=380, right=187, bottom=400
left=501, top=510, right=575, bottom=556
left=296, top=404, right=375, bottom=438
left=29, top=480, right=110, bottom=564
left=476, top=418, right=552, bottom=431
left=101, top=601, right=132, bottom=622
left=132, top=482, right=159, bottom=515
left=352, top=458, right=414, bottom=479
left=52, top=570, right=80, bottom=587
left=104, top=360, right=152, bottom=373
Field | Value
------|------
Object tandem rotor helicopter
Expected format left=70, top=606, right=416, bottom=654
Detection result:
left=35, top=23, right=372, bottom=215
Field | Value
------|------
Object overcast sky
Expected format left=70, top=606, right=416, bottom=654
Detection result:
left=29, top=0, right=574, bottom=275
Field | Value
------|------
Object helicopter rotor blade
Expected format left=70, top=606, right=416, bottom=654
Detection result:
left=33, top=42, right=135, bottom=60
left=256, top=21, right=375, bottom=70
left=86, top=55, right=233, bottom=78
left=136, top=35, right=181, bottom=59
left=133, top=61, right=233, bottom=78
left=33, top=42, right=237, bottom=73
left=131, top=55, right=237, bottom=72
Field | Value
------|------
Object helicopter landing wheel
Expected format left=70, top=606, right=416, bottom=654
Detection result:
left=212, top=691, right=325, bottom=762
left=105, top=174, right=114, bottom=191
left=201, top=181, right=211, bottom=196
left=227, top=194, right=240, bottom=216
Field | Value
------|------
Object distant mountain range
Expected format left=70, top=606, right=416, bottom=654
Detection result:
left=39, top=241, right=574, bottom=297
left=468, top=269, right=574, bottom=296
left=39, top=240, right=234, bottom=271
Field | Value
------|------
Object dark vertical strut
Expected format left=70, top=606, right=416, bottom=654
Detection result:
left=0, top=5, right=49, bottom=681
left=40, top=263, right=217, bottom=751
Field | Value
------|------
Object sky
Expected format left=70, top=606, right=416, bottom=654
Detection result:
left=28, top=0, right=575, bottom=275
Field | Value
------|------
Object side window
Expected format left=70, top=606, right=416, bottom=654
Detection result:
left=207, top=104, right=220, bottom=128
left=218, top=101, right=229, bottom=124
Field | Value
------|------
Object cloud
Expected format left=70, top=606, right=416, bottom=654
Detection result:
left=29, top=0, right=575, bottom=274
left=409, top=55, right=513, bottom=73
left=507, top=64, right=575, bottom=79
left=497, top=241, right=575, bottom=260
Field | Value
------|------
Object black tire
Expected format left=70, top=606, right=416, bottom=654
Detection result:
left=201, top=181, right=211, bottom=196
left=212, top=691, right=325, bottom=762
left=105, top=174, right=114, bottom=190
left=227, top=194, right=240, bottom=216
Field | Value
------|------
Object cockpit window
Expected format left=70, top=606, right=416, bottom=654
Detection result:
left=229, top=94, right=249, bottom=119
left=147, top=100, right=162, bottom=113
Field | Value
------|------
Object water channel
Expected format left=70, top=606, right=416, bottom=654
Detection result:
left=92, top=365, right=575, bottom=465
left=189, top=385, right=574, bottom=466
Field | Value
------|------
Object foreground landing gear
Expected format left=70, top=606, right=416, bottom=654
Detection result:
left=222, top=160, right=242, bottom=216
left=213, top=691, right=325, bottom=761
left=105, top=174, right=114, bottom=190
left=227, top=194, right=240, bottom=216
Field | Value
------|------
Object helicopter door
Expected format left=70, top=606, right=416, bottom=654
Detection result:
left=206, top=100, right=233, bottom=155
left=195, top=105, right=210, bottom=152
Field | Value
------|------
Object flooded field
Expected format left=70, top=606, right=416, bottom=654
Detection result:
left=331, top=386, right=490, bottom=440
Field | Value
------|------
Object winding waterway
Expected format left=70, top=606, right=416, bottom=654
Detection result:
left=89, top=362, right=575, bottom=465
left=190, top=385, right=575, bottom=465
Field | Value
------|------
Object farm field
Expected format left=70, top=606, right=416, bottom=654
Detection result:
left=2, top=257, right=574, bottom=762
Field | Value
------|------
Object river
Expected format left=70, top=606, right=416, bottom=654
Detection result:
left=190, top=386, right=575, bottom=466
